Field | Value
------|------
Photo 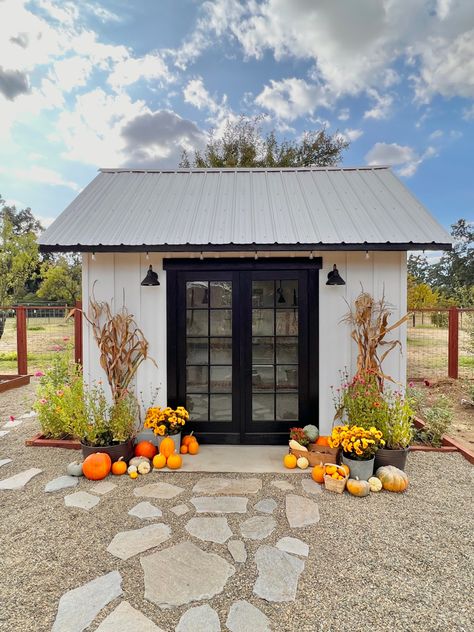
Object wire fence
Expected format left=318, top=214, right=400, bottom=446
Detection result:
left=407, top=308, right=474, bottom=381
left=0, top=305, right=79, bottom=375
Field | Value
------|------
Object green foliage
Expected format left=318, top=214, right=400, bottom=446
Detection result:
left=417, top=395, right=453, bottom=447
left=37, top=255, right=81, bottom=304
left=33, top=352, right=84, bottom=438
left=407, top=277, right=440, bottom=310
left=431, top=312, right=448, bottom=328
left=180, top=116, right=348, bottom=168
left=374, top=389, right=414, bottom=449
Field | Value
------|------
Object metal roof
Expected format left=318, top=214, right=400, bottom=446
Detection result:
left=39, top=167, right=452, bottom=252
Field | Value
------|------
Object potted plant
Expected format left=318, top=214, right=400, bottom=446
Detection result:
left=328, top=425, right=385, bottom=480
left=143, top=405, right=189, bottom=452
left=373, top=389, right=414, bottom=470
left=72, top=383, right=138, bottom=461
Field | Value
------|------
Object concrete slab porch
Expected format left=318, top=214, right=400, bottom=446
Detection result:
left=179, top=445, right=305, bottom=473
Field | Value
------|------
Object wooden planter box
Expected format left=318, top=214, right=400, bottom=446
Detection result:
left=0, top=374, right=31, bottom=393
left=25, top=433, right=81, bottom=450
left=411, top=416, right=474, bottom=465
left=290, top=443, right=339, bottom=466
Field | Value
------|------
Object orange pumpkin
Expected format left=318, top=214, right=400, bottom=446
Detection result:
left=311, top=463, right=325, bottom=484
left=376, top=465, right=409, bottom=493
left=180, top=445, right=188, bottom=454
left=182, top=433, right=197, bottom=447
left=111, top=457, right=127, bottom=476
left=167, top=453, right=182, bottom=469
left=340, top=463, right=350, bottom=477
left=284, top=453, right=297, bottom=469
left=134, top=440, right=157, bottom=460
left=82, top=452, right=112, bottom=480
left=159, top=436, right=175, bottom=458
left=152, top=453, right=166, bottom=469
left=188, top=441, right=200, bottom=455
left=316, top=436, right=330, bottom=446
left=346, top=478, right=370, bottom=497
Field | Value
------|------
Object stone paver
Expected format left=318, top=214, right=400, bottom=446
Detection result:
left=64, top=491, right=100, bottom=511
left=285, top=494, right=320, bottom=528
left=226, top=600, right=271, bottom=632
left=227, top=540, right=247, bottom=563
left=0, top=458, right=12, bottom=468
left=134, top=482, right=184, bottom=500
left=253, top=545, right=304, bottom=602
left=0, top=467, right=42, bottom=490
left=44, top=476, right=79, bottom=493
left=191, top=496, right=248, bottom=514
left=170, top=503, right=190, bottom=516
left=276, top=536, right=309, bottom=557
left=176, top=604, right=221, bottom=632
left=52, top=571, right=122, bottom=632
left=185, top=516, right=232, bottom=544
left=128, top=501, right=163, bottom=520
left=254, top=498, right=277, bottom=514
left=95, top=601, right=164, bottom=631
left=301, top=479, right=322, bottom=495
left=192, top=477, right=262, bottom=495
left=91, top=481, right=117, bottom=495
left=240, top=516, right=276, bottom=540
left=141, top=541, right=235, bottom=608
left=271, top=480, right=294, bottom=491
left=107, top=523, right=171, bottom=560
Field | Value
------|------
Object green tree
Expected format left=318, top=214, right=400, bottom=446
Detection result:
left=37, top=255, right=82, bottom=305
left=180, top=116, right=348, bottom=168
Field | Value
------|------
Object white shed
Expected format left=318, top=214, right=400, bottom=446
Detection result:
left=40, top=167, right=451, bottom=443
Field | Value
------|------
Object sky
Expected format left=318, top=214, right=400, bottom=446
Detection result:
left=0, top=0, right=473, bottom=233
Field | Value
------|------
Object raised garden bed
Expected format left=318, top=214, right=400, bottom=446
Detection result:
left=411, top=417, right=474, bottom=465
left=0, top=374, right=31, bottom=393
left=25, top=433, right=81, bottom=450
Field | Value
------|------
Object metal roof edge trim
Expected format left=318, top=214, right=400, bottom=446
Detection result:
left=38, top=241, right=453, bottom=253
left=98, top=166, right=392, bottom=173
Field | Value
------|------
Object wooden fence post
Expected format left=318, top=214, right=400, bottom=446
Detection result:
left=16, top=306, right=28, bottom=375
left=448, top=307, right=459, bottom=379
left=74, top=300, right=83, bottom=365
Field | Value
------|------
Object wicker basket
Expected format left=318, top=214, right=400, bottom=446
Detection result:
left=323, top=463, right=348, bottom=494
left=290, top=444, right=339, bottom=467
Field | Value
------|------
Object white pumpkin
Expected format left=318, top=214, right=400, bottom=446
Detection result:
left=127, top=464, right=138, bottom=474
left=368, top=476, right=383, bottom=492
left=129, top=456, right=150, bottom=468
left=137, top=460, right=151, bottom=475
left=66, top=461, right=84, bottom=477
left=297, top=456, right=309, bottom=469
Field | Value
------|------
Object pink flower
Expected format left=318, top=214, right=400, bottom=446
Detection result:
left=39, top=398, right=47, bottom=405
left=53, top=345, right=62, bottom=351
left=34, top=371, right=45, bottom=377
left=56, top=390, right=64, bottom=397
left=63, top=336, right=69, bottom=342
left=408, top=381, right=414, bottom=388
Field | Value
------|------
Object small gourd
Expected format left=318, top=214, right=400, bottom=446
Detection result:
left=137, top=460, right=151, bottom=475
left=129, top=456, right=150, bottom=468
left=303, top=424, right=319, bottom=442
left=376, top=465, right=409, bottom=493
left=346, top=477, right=370, bottom=497
left=297, top=456, right=309, bottom=469
left=368, top=476, right=383, bottom=492
left=66, top=461, right=84, bottom=477
left=283, top=453, right=297, bottom=469
left=152, top=453, right=167, bottom=469
left=111, top=457, right=127, bottom=476
left=167, top=453, right=182, bottom=470
left=127, top=464, right=138, bottom=475
left=289, top=439, right=308, bottom=452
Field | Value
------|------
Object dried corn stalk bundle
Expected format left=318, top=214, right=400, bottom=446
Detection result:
left=74, top=295, right=154, bottom=402
left=342, top=291, right=409, bottom=390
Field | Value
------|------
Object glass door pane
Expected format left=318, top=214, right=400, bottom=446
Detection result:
left=251, top=279, right=299, bottom=423
left=185, top=280, right=233, bottom=424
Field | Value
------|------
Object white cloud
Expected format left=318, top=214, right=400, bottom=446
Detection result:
left=337, top=108, right=350, bottom=121
left=49, top=56, right=94, bottom=92
left=107, top=53, right=173, bottom=90
left=363, top=89, right=393, bottom=120
left=429, top=129, right=444, bottom=140
left=183, top=77, right=222, bottom=113
left=340, top=128, right=363, bottom=143
left=463, top=104, right=474, bottom=120
left=0, top=165, right=79, bottom=190
left=365, top=142, right=436, bottom=177
left=255, top=77, right=330, bottom=120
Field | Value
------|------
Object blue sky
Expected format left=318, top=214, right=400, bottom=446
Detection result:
left=0, top=0, right=473, bottom=232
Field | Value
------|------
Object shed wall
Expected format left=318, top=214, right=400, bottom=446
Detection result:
left=82, top=251, right=407, bottom=435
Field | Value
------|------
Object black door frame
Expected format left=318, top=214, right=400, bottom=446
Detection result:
left=165, top=258, right=321, bottom=444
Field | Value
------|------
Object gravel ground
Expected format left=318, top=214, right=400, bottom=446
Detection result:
left=0, top=389, right=473, bottom=632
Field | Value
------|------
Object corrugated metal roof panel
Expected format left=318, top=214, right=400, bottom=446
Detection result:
left=39, top=167, right=452, bottom=250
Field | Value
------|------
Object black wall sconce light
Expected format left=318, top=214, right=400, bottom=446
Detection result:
left=326, top=264, right=345, bottom=286
left=141, top=265, right=160, bottom=286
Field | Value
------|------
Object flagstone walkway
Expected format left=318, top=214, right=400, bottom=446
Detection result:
left=0, top=396, right=473, bottom=631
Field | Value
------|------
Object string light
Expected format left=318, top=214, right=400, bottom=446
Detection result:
left=91, top=252, right=96, bottom=261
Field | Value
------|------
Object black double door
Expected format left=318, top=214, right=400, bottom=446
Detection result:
left=166, top=260, right=319, bottom=444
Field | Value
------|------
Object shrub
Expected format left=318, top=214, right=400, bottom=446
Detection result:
left=415, top=395, right=453, bottom=447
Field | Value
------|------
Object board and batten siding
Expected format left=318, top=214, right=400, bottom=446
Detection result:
left=82, top=250, right=407, bottom=436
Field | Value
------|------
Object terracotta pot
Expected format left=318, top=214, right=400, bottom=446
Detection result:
left=81, top=439, right=134, bottom=462
left=374, top=447, right=409, bottom=471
